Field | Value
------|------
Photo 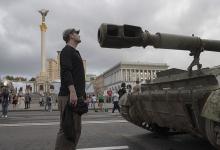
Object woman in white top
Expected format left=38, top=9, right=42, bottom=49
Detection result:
left=112, top=92, right=120, bottom=113
left=91, top=95, right=97, bottom=111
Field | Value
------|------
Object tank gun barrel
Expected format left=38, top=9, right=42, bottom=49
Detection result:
left=98, top=23, right=220, bottom=52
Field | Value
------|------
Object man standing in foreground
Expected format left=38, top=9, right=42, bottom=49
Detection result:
left=55, top=28, right=85, bottom=150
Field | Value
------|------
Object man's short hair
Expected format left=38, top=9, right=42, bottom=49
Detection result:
left=63, top=28, right=80, bottom=43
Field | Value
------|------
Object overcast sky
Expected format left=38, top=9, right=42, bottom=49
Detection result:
left=0, top=0, right=220, bottom=78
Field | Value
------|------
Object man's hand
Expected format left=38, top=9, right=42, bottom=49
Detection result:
left=70, top=92, right=78, bottom=107
left=68, top=85, right=78, bottom=107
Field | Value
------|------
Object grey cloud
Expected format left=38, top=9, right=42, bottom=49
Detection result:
left=1, top=0, right=220, bottom=78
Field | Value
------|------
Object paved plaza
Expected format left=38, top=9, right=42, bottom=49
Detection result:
left=0, top=110, right=215, bottom=150
left=0, top=102, right=114, bottom=112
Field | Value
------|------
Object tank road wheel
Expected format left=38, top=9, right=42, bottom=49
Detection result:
left=151, top=123, right=170, bottom=135
left=205, top=119, right=220, bottom=149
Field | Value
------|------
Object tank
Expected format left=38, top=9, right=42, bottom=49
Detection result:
left=98, top=23, right=220, bottom=149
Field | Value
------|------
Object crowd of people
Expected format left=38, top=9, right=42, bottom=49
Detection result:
left=0, top=81, right=141, bottom=118
left=85, top=81, right=141, bottom=113
left=39, top=92, right=54, bottom=112
left=0, top=87, right=32, bottom=118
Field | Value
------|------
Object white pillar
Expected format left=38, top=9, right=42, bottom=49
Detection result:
left=135, top=69, right=137, bottom=81
left=114, top=72, right=117, bottom=83
left=41, top=29, right=46, bottom=73
left=125, top=69, right=127, bottom=81
left=129, top=69, right=131, bottom=81
left=139, top=69, right=141, bottom=81
left=117, top=70, right=120, bottom=82
left=115, top=71, right=117, bottom=82
left=120, top=69, right=123, bottom=81
left=151, top=70, right=153, bottom=80
left=147, top=70, right=149, bottom=79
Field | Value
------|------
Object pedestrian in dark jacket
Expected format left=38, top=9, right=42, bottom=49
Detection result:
left=118, top=82, right=127, bottom=99
left=1, top=88, right=9, bottom=118
left=24, top=93, right=30, bottom=109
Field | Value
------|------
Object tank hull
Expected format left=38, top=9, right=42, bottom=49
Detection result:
left=120, top=67, right=220, bottom=149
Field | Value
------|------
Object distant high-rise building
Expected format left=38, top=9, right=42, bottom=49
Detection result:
left=86, top=74, right=96, bottom=82
left=47, top=58, right=58, bottom=81
left=46, top=52, right=86, bottom=81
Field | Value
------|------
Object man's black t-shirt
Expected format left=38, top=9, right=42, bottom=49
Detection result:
left=59, top=45, right=85, bottom=97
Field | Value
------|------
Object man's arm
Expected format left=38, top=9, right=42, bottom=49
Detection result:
left=68, top=85, right=78, bottom=107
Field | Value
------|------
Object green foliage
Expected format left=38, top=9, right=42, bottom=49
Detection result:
left=29, top=77, right=36, bottom=81
left=5, top=75, right=27, bottom=81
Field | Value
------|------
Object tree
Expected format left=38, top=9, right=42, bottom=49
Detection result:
left=5, top=75, right=27, bottom=81
left=29, top=77, right=36, bottom=81
left=5, top=75, right=14, bottom=80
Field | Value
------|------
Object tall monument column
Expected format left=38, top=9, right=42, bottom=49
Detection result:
left=35, top=9, right=49, bottom=94
left=39, top=9, right=49, bottom=76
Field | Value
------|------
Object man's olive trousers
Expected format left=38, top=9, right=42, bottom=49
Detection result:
left=55, top=96, right=81, bottom=150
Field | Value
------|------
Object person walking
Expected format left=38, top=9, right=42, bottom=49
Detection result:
left=85, top=95, right=91, bottom=108
left=46, top=93, right=52, bottom=112
left=1, top=87, right=9, bottom=118
left=24, top=93, right=29, bottom=109
left=91, top=94, right=97, bottom=112
left=12, top=94, right=18, bottom=109
left=55, top=27, right=86, bottom=150
left=112, top=91, right=120, bottom=113
left=28, top=94, right=31, bottom=108
left=132, top=80, right=141, bottom=94
left=98, top=93, right=104, bottom=112
left=44, top=93, right=49, bottom=111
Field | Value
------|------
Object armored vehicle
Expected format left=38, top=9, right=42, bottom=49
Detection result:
left=98, top=23, right=220, bottom=149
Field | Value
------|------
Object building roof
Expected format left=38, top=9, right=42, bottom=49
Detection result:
left=103, top=61, right=169, bottom=76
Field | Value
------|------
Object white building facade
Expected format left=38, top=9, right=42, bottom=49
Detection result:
left=103, top=62, right=168, bottom=92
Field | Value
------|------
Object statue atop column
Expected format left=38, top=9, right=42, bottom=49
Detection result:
left=38, top=9, right=49, bottom=22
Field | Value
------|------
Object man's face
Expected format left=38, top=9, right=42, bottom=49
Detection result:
left=70, top=32, right=81, bottom=43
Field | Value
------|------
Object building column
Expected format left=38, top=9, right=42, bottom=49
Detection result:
left=120, top=69, right=123, bottom=81
left=151, top=70, right=153, bottom=80
left=129, top=69, right=131, bottom=82
left=154, top=70, right=156, bottom=78
left=115, top=71, right=117, bottom=82
left=139, top=69, right=141, bottom=81
left=114, top=72, right=117, bottom=83
left=112, top=73, right=114, bottom=83
left=135, top=70, right=137, bottom=81
left=124, top=69, right=127, bottom=82
left=117, top=70, right=120, bottom=81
